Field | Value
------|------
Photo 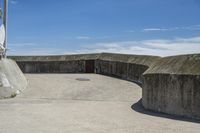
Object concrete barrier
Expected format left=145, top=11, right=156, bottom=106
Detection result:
left=9, top=53, right=200, bottom=119
left=10, top=54, right=100, bottom=73
left=0, top=59, right=27, bottom=99
left=96, top=53, right=160, bottom=83
left=142, top=54, right=200, bottom=119
left=10, top=53, right=160, bottom=84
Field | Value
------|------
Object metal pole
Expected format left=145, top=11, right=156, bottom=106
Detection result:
left=3, top=0, right=8, bottom=58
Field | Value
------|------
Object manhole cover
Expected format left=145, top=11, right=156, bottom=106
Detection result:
left=76, top=78, right=90, bottom=81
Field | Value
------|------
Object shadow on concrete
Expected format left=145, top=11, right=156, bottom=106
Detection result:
left=99, top=73, right=143, bottom=87
left=131, top=99, right=200, bottom=123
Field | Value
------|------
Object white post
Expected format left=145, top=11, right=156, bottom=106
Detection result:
left=3, top=0, right=8, bottom=58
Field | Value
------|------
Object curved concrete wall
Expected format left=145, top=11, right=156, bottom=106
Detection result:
left=142, top=54, right=200, bottom=119
left=9, top=53, right=200, bottom=119
left=96, top=53, right=159, bottom=83
left=9, top=53, right=160, bottom=84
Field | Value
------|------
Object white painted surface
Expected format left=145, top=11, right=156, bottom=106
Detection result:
left=0, top=73, right=10, bottom=87
left=0, top=25, right=5, bottom=45
left=0, top=24, right=5, bottom=51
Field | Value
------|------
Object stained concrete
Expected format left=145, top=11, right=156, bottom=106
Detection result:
left=19, top=74, right=140, bottom=101
left=0, top=59, right=27, bottom=98
left=9, top=53, right=101, bottom=62
left=8, top=53, right=200, bottom=119
left=143, top=54, right=200, bottom=75
left=0, top=74, right=199, bottom=133
left=17, top=61, right=86, bottom=73
left=143, top=54, right=200, bottom=119
left=9, top=53, right=160, bottom=83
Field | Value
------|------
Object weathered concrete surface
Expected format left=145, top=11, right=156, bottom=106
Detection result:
left=9, top=53, right=160, bottom=83
left=0, top=74, right=199, bottom=133
left=9, top=53, right=101, bottom=73
left=96, top=53, right=159, bottom=82
left=8, top=53, right=200, bottom=119
left=0, top=59, right=27, bottom=98
left=17, top=61, right=86, bottom=73
left=9, top=53, right=101, bottom=62
left=143, top=54, right=200, bottom=119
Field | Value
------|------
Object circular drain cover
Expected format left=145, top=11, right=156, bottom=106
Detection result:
left=76, top=78, right=90, bottom=81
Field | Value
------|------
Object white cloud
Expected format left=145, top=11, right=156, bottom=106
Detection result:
left=74, top=36, right=200, bottom=56
left=76, top=36, right=91, bottom=40
left=10, top=0, right=18, bottom=5
left=143, top=28, right=169, bottom=32
left=182, top=25, right=200, bottom=31
left=143, top=25, right=200, bottom=32
left=7, top=36, right=200, bottom=57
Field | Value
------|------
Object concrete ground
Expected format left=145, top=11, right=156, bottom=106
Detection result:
left=0, top=74, right=199, bottom=133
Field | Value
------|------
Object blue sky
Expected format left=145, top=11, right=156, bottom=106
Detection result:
left=2, top=0, right=200, bottom=56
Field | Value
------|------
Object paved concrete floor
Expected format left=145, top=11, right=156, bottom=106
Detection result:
left=0, top=74, right=199, bottom=133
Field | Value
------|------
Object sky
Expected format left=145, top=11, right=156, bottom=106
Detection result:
left=1, top=0, right=200, bottom=56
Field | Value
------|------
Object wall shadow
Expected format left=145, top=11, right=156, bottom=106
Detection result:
left=131, top=99, right=200, bottom=124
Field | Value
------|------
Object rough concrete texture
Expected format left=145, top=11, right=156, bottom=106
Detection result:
left=143, top=54, right=200, bottom=119
left=0, top=59, right=27, bottom=98
left=143, top=54, right=200, bottom=75
left=17, top=61, right=86, bottom=73
left=9, top=53, right=160, bottom=66
left=9, top=53, right=160, bottom=83
left=98, top=53, right=160, bottom=66
left=9, top=53, right=101, bottom=62
left=95, top=60, right=149, bottom=83
left=95, top=53, right=160, bottom=82
left=0, top=74, right=199, bottom=133
left=8, top=53, right=200, bottom=119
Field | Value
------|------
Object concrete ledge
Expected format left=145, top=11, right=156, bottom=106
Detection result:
left=9, top=53, right=101, bottom=62
left=0, top=59, right=27, bottom=99
left=143, top=54, right=200, bottom=119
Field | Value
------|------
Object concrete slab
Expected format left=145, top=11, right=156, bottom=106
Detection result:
left=0, top=74, right=199, bottom=133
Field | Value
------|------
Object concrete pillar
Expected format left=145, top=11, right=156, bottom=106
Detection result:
left=3, top=0, right=8, bottom=58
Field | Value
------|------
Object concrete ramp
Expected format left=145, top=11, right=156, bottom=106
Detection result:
left=0, top=59, right=27, bottom=98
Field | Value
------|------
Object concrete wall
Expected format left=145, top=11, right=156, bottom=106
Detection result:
left=17, top=61, right=85, bottom=73
left=10, top=53, right=100, bottom=73
left=0, top=59, right=27, bottom=99
left=10, top=53, right=160, bottom=83
left=95, top=60, right=149, bottom=83
left=10, top=53, right=101, bottom=62
left=142, top=54, right=200, bottom=119
left=95, top=53, right=159, bottom=83
left=9, top=53, right=200, bottom=119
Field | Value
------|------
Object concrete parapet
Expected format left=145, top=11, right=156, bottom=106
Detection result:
left=10, top=53, right=101, bottom=62
left=96, top=53, right=160, bottom=82
left=9, top=53, right=100, bottom=73
left=142, top=54, right=200, bottom=119
left=9, top=53, right=160, bottom=83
